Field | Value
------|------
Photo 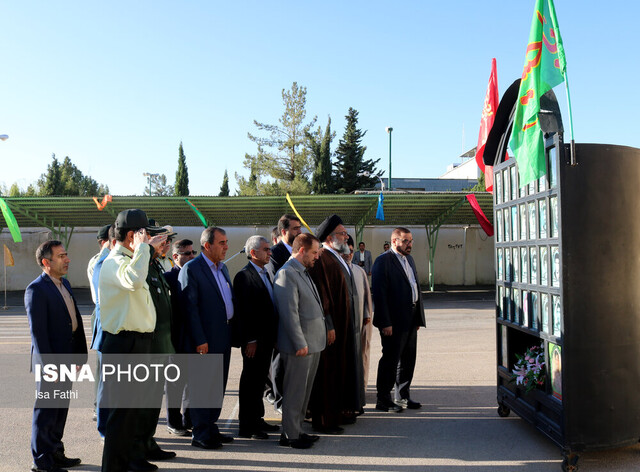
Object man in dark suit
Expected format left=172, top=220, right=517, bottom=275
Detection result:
left=25, top=240, right=88, bottom=472
left=273, top=233, right=326, bottom=449
left=270, top=214, right=302, bottom=272
left=372, top=227, right=426, bottom=412
left=179, top=227, right=235, bottom=450
left=163, top=238, right=196, bottom=436
left=234, top=235, right=280, bottom=439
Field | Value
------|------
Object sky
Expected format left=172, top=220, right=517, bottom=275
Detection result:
left=0, top=1, right=637, bottom=196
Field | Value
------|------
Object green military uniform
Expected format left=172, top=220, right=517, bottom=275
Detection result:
left=132, top=247, right=176, bottom=462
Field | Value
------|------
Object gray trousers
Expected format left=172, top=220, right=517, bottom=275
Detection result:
left=281, top=351, right=320, bottom=440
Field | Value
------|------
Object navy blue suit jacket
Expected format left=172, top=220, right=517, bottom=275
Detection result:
left=371, top=250, right=426, bottom=333
left=25, top=273, right=88, bottom=363
left=178, top=254, right=233, bottom=354
left=232, top=262, right=278, bottom=347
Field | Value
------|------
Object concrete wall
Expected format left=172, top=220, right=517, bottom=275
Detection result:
left=0, top=224, right=495, bottom=291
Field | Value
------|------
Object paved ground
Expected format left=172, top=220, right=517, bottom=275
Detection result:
left=1, top=287, right=639, bottom=471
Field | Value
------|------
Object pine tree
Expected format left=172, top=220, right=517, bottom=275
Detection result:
left=175, top=142, right=189, bottom=196
left=37, top=154, right=64, bottom=196
left=307, top=117, right=335, bottom=194
left=240, top=82, right=316, bottom=195
left=145, top=174, right=174, bottom=196
left=334, top=108, right=382, bottom=193
left=219, top=170, right=230, bottom=196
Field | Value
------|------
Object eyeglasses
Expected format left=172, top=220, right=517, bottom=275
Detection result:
left=177, top=250, right=198, bottom=256
left=332, top=231, right=348, bottom=237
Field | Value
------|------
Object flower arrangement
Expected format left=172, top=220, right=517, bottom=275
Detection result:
left=511, top=343, right=545, bottom=392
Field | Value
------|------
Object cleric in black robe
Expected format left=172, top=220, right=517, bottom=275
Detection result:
left=308, top=214, right=361, bottom=434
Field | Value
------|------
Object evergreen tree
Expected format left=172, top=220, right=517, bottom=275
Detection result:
left=145, top=174, right=174, bottom=196
left=333, top=108, right=382, bottom=193
left=235, top=166, right=258, bottom=196
left=240, top=82, right=316, bottom=195
left=25, top=184, right=37, bottom=196
left=307, top=117, right=335, bottom=194
left=175, top=141, right=189, bottom=196
left=37, top=154, right=108, bottom=196
left=37, top=154, right=64, bottom=196
left=9, top=183, right=21, bottom=196
left=219, top=170, right=230, bottom=196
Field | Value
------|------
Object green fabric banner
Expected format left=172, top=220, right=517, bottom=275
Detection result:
left=185, top=198, right=208, bottom=228
left=0, top=197, right=22, bottom=242
left=510, top=0, right=567, bottom=186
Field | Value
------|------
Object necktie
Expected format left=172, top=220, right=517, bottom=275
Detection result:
left=262, top=269, right=274, bottom=300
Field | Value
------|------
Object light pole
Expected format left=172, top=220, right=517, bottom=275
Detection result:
left=142, top=172, right=159, bottom=196
left=386, top=127, right=393, bottom=190
left=0, top=135, right=8, bottom=141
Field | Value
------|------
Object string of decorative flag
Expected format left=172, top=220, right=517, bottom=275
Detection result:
left=0, top=197, right=22, bottom=243
left=285, top=194, right=313, bottom=234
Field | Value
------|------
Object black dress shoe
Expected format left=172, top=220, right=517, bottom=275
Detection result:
left=405, top=398, right=422, bottom=409
left=239, top=429, right=269, bottom=440
left=279, top=434, right=313, bottom=449
left=31, top=465, right=68, bottom=472
left=52, top=451, right=81, bottom=468
left=127, top=459, right=158, bottom=472
left=313, top=425, right=344, bottom=435
left=257, top=419, right=280, bottom=432
left=376, top=400, right=403, bottom=412
left=146, top=448, right=176, bottom=461
left=215, top=433, right=234, bottom=443
left=300, top=433, right=320, bottom=443
left=191, top=438, right=222, bottom=450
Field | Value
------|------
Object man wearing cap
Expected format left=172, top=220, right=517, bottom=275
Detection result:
left=308, top=214, right=361, bottom=434
left=98, top=209, right=167, bottom=472
left=164, top=239, right=197, bottom=436
left=273, top=233, right=325, bottom=449
left=130, top=225, right=178, bottom=465
left=372, top=227, right=426, bottom=413
left=234, top=235, right=280, bottom=440
left=26, top=240, right=87, bottom=472
left=179, top=227, right=235, bottom=450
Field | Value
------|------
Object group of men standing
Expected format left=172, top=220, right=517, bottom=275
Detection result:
left=24, top=208, right=426, bottom=471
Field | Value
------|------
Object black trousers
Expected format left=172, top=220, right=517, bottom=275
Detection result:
left=100, top=331, right=152, bottom=472
left=238, top=342, right=274, bottom=431
left=376, top=324, right=418, bottom=402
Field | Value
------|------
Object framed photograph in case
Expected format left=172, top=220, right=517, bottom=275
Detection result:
left=513, top=289, right=520, bottom=324
left=539, top=199, right=548, bottom=239
left=505, top=247, right=512, bottom=282
left=541, top=293, right=550, bottom=333
left=549, top=342, right=562, bottom=400
left=522, top=290, right=529, bottom=327
left=497, top=249, right=503, bottom=281
left=552, top=246, right=560, bottom=287
left=504, top=208, right=510, bottom=242
left=496, top=172, right=502, bottom=204
left=550, top=196, right=558, bottom=238
left=540, top=246, right=548, bottom=286
left=496, top=210, right=503, bottom=242
left=553, top=295, right=562, bottom=337
left=511, top=206, right=519, bottom=241
left=530, top=247, right=538, bottom=285
left=529, top=202, right=537, bottom=239
left=521, top=247, right=529, bottom=284
left=531, top=291, right=539, bottom=330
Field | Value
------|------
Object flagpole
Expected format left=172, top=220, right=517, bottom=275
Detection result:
left=563, top=62, right=576, bottom=166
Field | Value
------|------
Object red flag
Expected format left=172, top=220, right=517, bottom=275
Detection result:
left=466, top=194, right=493, bottom=237
left=475, top=58, right=499, bottom=193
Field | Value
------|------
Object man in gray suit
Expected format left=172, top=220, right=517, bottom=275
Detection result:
left=273, top=233, right=326, bottom=449
left=353, top=241, right=372, bottom=276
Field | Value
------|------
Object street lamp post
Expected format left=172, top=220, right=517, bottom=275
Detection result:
left=142, top=172, right=159, bottom=197
left=357, top=171, right=384, bottom=191
left=386, top=127, right=393, bottom=190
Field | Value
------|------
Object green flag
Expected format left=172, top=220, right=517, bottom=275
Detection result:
left=185, top=198, right=209, bottom=228
left=510, top=0, right=567, bottom=186
left=0, top=197, right=22, bottom=243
